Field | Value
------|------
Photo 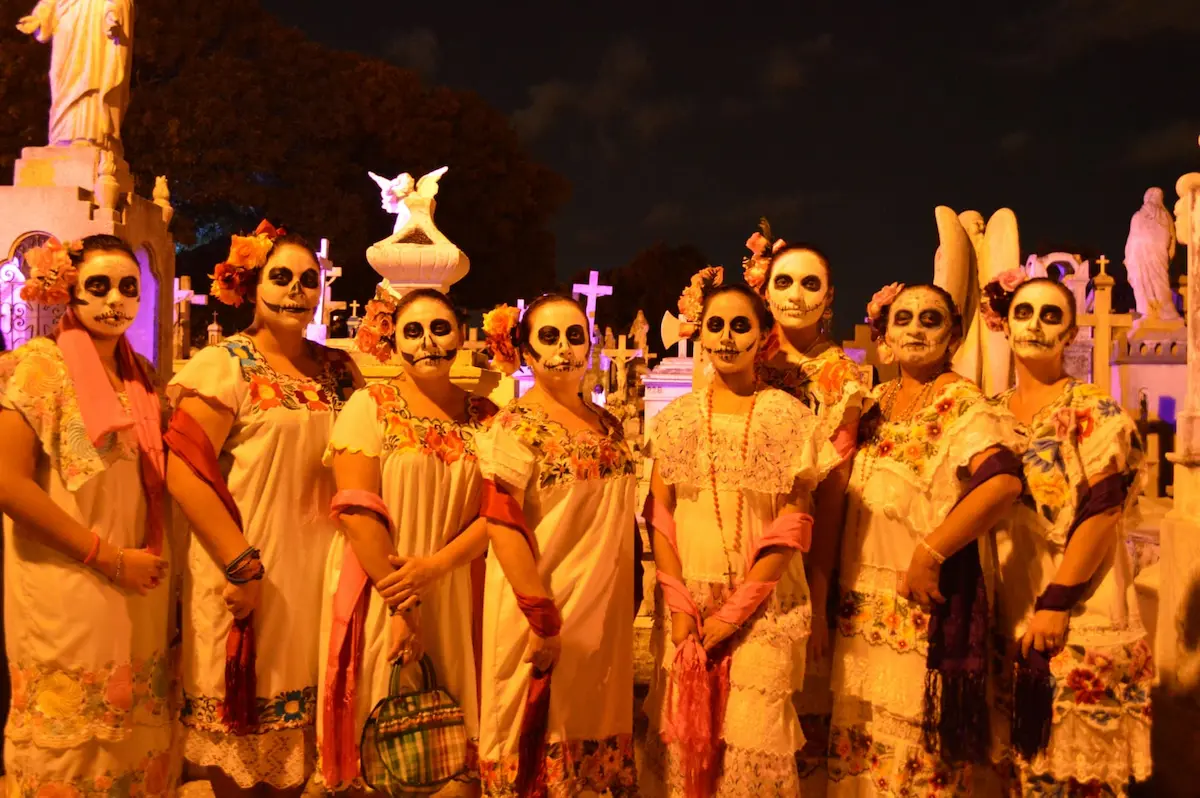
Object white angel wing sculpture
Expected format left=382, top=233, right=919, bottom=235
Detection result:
left=934, top=206, right=980, bottom=384
left=415, top=166, right=449, bottom=199
left=980, top=208, right=1019, bottom=393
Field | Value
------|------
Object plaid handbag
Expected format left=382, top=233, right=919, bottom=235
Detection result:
left=360, top=655, right=470, bottom=794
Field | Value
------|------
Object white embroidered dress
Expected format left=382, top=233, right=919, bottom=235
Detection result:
left=643, top=387, right=838, bottom=797
left=316, top=383, right=497, bottom=788
left=0, top=338, right=176, bottom=796
left=168, top=334, right=357, bottom=789
left=827, top=379, right=1015, bottom=797
left=991, top=381, right=1151, bottom=795
left=475, top=404, right=638, bottom=797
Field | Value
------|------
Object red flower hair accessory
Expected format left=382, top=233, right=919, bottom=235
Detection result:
left=355, top=283, right=400, bottom=362
left=483, top=304, right=522, bottom=375
left=209, top=220, right=286, bottom=307
left=678, top=266, right=724, bottom=321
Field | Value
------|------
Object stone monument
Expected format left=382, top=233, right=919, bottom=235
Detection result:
left=1126, top=187, right=1183, bottom=331
left=2, top=0, right=175, bottom=377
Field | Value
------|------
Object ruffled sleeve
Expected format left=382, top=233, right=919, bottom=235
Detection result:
left=1074, top=388, right=1145, bottom=486
left=324, top=388, right=383, bottom=463
left=768, top=390, right=842, bottom=494
left=475, top=412, right=538, bottom=501
left=642, top=392, right=693, bottom=482
left=0, top=338, right=114, bottom=491
left=167, top=343, right=246, bottom=415
left=811, top=348, right=871, bottom=436
left=925, top=381, right=1019, bottom=526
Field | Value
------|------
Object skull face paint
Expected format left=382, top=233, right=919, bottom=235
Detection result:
left=1006, top=281, right=1075, bottom=363
left=525, top=301, right=589, bottom=382
left=71, top=250, right=140, bottom=339
left=884, top=286, right=955, bottom=369
left=255, top=244, right=320, bottom=330
left=765, top=249, right=830, bottom=330
left=396, top=296, right=459, bottom=378
left=700, top=291, right=762, bottom=376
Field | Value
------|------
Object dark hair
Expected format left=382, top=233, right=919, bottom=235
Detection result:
left=514, top=293, right=591, bottom=357
left=393, top=287, right=457, bottom=319
left=762, top=242, right=832, bottom=295
left=985, top=277, right=1078, bottom=328
left=869, top=283, right=963, bottom=341
left=699, top=283, right=774, bottom=333
left=68, top=234, right=137, bottom=266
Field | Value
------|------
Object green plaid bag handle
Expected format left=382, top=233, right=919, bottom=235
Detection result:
left=360, top=655, right=469, bottom=794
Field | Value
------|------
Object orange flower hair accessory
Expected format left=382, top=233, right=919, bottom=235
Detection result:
left=355, top=284, right=400, bottom=362
left=678, top=266, right=724, bottom=321
left=483, top=303, right=522, bottom=375
left=209, top=220, right=286, bottom=307
left=742, top=217, right=783, bottom=292
left=20, top=237, right=82, bottom=305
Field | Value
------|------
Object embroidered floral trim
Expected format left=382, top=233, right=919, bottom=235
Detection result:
left=365, top=383, right=497, bottom=464
left=797, top=711, right=832, bottom=780
left=0, top=339, right=140, bottom=492
left=857, top=379, right=986, bottom=478
left=757, top=345, right=869, bottom=434
left=180, top=686, right=317, bottom=734
left=652, top=388, right=832, bottom=495
left=222, top=335, right=356, bottom=415
left=6, top=653, right=170, bottom=748
left=827, top=720, right=973, bottom=796
left=493, top=404, right=635, bottom=490
left=6, top=747, right=174, bottom=797
left=836, top=589, right=930, bottom=656
left=997, top=380, right=1145, bottom=546
left=480, top=733, right=637, bottom=797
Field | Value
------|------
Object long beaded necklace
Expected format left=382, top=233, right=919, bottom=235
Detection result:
left=703, top=386, right=758, bottom=588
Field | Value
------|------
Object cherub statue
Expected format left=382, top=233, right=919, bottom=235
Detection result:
left=367, top=166, right=448, bottom=237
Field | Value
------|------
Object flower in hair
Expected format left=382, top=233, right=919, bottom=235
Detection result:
left=996, top=267, right=1027, bottom=294
left=209, top=220, right=287, bottom=307
left=483, top=303, right=522, bottom=375
left=20, top=237, right=81, bottom=305
left=980, top=297, right=1006, bottom=332
left=866, top=282, right=905, bottom=323
left=356, top=285, right=400, bottom=362
left=678, top=266, right=724, bottom=321
left=742, top=217, right=780, bottom=291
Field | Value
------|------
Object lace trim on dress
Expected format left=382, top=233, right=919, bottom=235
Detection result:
left=182, top=725, right=315, bottom=789
left=652, top=389, right=833, bottom=494
left=827, top=707, right=974, bottom=797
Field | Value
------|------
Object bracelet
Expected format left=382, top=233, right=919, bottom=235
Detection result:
left=224, top=547, right=265, bottom=584
left=919, top=539, right=946, bottom=565
left=82, top=532, right=101, bottom=566
left=114, top=548, right=126, bottom=582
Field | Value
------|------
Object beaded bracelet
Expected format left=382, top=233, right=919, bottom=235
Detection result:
left=225, top=547, right=265, bottom=585
left=919, top=539, right=946, bottom=565
left=114, top=548, right=126, bottom=582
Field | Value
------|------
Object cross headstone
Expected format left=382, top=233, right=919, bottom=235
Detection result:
left=348, top=300, right=361, bottom=318
left=603, top=334, right=635, bottom=400
left=463, top=327, right=488, bottom=352
left=516, top=298, right=526, bottom=319
left=675, top=316, right=691, bottom=358
left=173, top=276, right=207, bottom=324
left=571, top=271, right=612, bottom=345
left=1076, top=254, right=1134, bottom=396
left=316, top=238, right=345, bottom=326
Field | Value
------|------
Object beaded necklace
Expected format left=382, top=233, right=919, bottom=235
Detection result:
left=703, top=386, right=758, bottom=588
left=861, top=367, right=947, bottom=485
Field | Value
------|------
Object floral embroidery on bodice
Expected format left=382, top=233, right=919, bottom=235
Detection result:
left=993, top=380, right=1143, bottom=546
left=221, top=334, right=356, bottom=415
left=367, top=382, right=497, bottom=465
left=856, top=379, right=985, bottom=479
left=492, top=403, right=635, bottom=490
left=757, top=345, right=868, bottom=434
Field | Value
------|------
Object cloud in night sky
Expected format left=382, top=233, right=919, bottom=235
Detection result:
left=1127, top=122, right=1200, bottom=167
left=385, top=27, right=440, bottom=78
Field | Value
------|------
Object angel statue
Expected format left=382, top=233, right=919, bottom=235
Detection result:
left=1125, top=187, right=1180, bottom=322
left=368, top=166, right=448, bottom=237
left=18, top=0, right=134, bottom=152
left=933, top=205, right=1019, bottom=394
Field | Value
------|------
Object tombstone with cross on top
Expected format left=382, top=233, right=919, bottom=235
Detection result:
left=173, top=275, right=208, bottom=359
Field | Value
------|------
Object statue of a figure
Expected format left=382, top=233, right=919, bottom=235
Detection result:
left=630, top=310, right=649, bottom=355
left=17, top=0, right=134, bottom=153
left=1125, top=187, right=1180, bottom=321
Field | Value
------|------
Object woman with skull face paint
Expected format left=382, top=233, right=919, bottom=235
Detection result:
left=473, top=294, right=638, bottom=797
left=826, top=283, right=1022, bottom=797
left=746, top=233, right=870, bottom=794
left=0, top=235, right=176, bottom=793
left=982, top=274, right=1151, bottom=796
left=642, top=281, right=840, bottom=798
left=316, top=285, right=498, bottom=792
left=165, top=223, right=362, bottom=793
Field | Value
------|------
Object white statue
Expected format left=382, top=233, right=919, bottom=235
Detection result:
left=368, top=167, right=446, bottom=237
left=1125, top=187, right=1180, bottom=321
left=17, top=0, right=134, bottom=152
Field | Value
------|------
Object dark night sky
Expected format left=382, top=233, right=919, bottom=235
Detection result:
left=261, top=0, right=1199, bottom=325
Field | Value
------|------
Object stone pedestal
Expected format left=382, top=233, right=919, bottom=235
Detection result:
left=0, top=145, right=174, bottom=377
left=641, top=356, right=694, bottom=435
